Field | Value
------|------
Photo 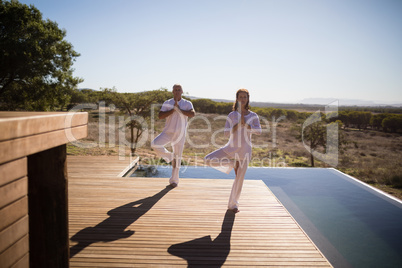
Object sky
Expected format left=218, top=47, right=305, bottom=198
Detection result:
left=19, top=0, right=402, bottom=104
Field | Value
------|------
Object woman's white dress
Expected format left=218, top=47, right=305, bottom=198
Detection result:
left=205, top=111, right=261, bottom=209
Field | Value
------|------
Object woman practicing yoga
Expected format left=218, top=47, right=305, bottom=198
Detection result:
left=204, top=89, right=261, bottom=213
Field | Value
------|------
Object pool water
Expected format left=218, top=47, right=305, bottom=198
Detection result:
left=131, top=166, right=402, bottom=268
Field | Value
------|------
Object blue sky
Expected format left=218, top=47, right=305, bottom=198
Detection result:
left=19, top=0, right=402, bottom=104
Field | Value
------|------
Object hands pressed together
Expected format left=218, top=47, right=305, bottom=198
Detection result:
left=232, top=108, right=251, bottom=133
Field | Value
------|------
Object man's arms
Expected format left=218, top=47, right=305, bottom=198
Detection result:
left=179, top=108, right=195, bottom=118
left=158, top=102, right=195, bottom=119
left=158, top=109, right=175, bottom=119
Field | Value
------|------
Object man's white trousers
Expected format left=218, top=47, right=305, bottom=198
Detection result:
left=151, top=131, right=186, bottom=185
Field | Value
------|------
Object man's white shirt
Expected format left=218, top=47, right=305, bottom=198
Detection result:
left=160, top=98, right=194, bottom=133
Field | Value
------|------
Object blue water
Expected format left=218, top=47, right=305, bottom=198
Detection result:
left=131, top=166, right=402, bottom=268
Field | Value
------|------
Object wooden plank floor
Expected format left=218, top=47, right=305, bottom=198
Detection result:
left=68, top=155, right=137, bottom=177
left=69, top=176, right=332, bottom=267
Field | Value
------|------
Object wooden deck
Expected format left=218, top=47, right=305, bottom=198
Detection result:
left=67, top=156, right=332, bottom=267
left=68, top=155, right=138, bottom=177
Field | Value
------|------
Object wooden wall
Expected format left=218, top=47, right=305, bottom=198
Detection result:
left=0, top=157, right=29, bottom=267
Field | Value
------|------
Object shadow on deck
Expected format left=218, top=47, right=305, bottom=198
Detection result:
left=68, top=175, right=332, bottom=267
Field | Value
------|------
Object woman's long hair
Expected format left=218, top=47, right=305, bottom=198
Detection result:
left=232, top=89, right=250, bottom=111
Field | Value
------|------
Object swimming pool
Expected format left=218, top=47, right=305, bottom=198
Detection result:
left=130, top=166, right=402, bottom=267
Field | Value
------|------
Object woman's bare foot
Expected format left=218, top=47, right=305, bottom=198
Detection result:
left=232, top=208, right=239, bottom=213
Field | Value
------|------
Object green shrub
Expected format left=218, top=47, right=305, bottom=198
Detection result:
left=291, top=162, right=310, bottom=167
left=389, top=175, right=402, bottom=188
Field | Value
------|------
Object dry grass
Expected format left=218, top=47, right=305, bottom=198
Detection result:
left=339, top=130, right=402, bottom=188
left=68, top=111, right=402, bottom=200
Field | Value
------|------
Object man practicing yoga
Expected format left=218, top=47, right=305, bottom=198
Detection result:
left=151, top=84, right=195, bottom=188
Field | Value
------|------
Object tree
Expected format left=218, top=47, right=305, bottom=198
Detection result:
left=285, top=110, right=298, bottom=121
left=382, top=115, right=402, bottom=133
left=370, top=113, right=387, bottom=130
left=338, top=111, right=350, bottom=128
left=192, top=98, right=217, bottom=113
left=270, top=108, right=286, bottom=120
left=0, top=0, right=82, bottom=110
left=352, top=111, right=371, bottom=130
left=105, top=88, right=171, bottom=156
left=295, top=113, right=347, bottom=167
left=301, top=121, right=326, bottom=167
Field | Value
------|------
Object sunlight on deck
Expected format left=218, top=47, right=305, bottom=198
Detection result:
left=68, top=175, right=332, bottom=267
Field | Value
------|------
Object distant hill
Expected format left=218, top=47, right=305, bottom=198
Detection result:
left=187, top=96, right=326, bottom=111
left=188, top=95, right=402, bottom=108
left=247, top=101, right=328, bottom=112
left=299, top=98, right=402, bottom=107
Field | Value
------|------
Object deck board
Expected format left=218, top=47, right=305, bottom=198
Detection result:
left=68, top=155, right=137, bottom=177
left=68, top=175, right=332, bottom=267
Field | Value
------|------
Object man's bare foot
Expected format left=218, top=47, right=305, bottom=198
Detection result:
left=170, top=183, right=178, bottom=188
left=232, top=208, right=239, bottom=213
